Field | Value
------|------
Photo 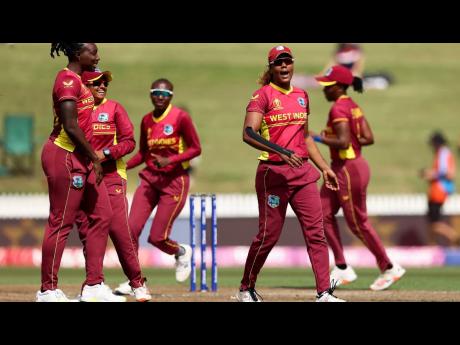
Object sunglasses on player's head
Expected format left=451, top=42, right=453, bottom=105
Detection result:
left=270, top=57, right=294, bottom=66
left=150, top=89, right=174, bottom=97
left=91, top=80, right=109, bottom=87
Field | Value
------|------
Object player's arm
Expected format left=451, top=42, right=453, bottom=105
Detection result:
left=59, top=100, right=103, bottom=184
left=104, top=104, right=136, bottom=160
left=358, top=117, right=374, bottom=146
left=319, top=121, right=351, bottom=149
left=304, top=117, right=339, bottom=190
left=126, top=119, right=147, bottom=170
left=242, top=111, right=303, bottom=168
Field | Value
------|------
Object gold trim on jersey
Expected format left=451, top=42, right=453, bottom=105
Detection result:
left=54, top=126, right=75, bottom=152
left=258, top=118, right=270, bottom=161
left=93, top=98, right=108, bottom=110
left=152, top=104, right=172, bottom=123
left=113, top=133, right=127, bottom=180
left=269, top=82, right=293, bottom=95
left=339, top=143, right=356, bottom=160
left=178, top=136, right=190, bottom=170
left=267, top=120, right=306, bottom=128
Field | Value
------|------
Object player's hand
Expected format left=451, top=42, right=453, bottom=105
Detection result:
left=280, top=152, right=303, bottom=168
left=151, top=153, right=170, bottom=168
left=323, top=168, right=339, bottom=191
left=95, top=150, right=105, bottom=161
left=93, top=160, right=104, bottom=185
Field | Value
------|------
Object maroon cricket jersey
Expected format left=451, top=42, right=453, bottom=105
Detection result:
left=90, top=98, right=135, bottom=179
left=324, top=95, right=364, bottom=163
left=246, top=82, right=310, bottom=162
left=126, top=104, right=201, bottom=173
left=49, top=68, right=94, bottom=152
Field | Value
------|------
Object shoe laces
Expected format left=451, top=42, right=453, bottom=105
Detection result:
left=247, top=288, right=263, bottom=302
left=317, top=279, right=339, bottom=299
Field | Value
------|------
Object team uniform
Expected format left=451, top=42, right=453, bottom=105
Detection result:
left=427, top=146, right=455, bottom=222
left=75, top=98, right=146, bottom=289
left=320, top=95, right=392, bottom=272
left=127, top=104, right=201, bottom=255
left=40, top=68, right=112, bottom=292
left=239, top=82, right=330, bottom=294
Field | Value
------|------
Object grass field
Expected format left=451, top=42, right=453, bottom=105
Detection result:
left=1, top=43, right=460, bottom=194
left=1, top=267, right=459, bottom=301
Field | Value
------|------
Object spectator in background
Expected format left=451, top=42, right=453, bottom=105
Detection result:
left=323, top=43, right=364, bottom=77
left=420, top=131, right=459, bottom=246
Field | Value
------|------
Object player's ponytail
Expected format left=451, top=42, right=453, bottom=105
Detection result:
left=352, top=76, right=364, bottom=93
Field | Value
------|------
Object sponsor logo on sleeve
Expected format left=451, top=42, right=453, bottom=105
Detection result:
left=63, top=80, right=74, bottom=88
left=297, top=97, right=306, bottom=108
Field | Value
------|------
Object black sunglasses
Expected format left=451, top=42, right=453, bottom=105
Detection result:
left=271, top=58, right=294, bottom=67
left=91, top=80, right=109, bottom=87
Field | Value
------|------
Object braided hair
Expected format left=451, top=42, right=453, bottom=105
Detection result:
left=50, top=42, right=85, bottom=59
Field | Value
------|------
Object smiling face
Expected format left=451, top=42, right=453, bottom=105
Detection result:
left=78, top=43, right=100, bottom=72
left=150, top=80, right=174, bottom=113
left=88, top=77, right=109, bottom=104
left=269, top=53, right=294, bottom=88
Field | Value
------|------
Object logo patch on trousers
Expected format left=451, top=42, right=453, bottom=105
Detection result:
left=267, top=194, right=280, bottom=208
left=72, top=175, right=84, bottom=189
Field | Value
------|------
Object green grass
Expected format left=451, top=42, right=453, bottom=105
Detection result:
left=1, top=43, right=460, bottom=194
left=1, top=267, right=459, bottom=291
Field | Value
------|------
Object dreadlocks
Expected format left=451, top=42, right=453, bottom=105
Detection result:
left=50, top=43, right=85, bottom=59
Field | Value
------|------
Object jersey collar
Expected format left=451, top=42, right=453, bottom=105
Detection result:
left=269, top=82, right=293, bottom=95
left=63, top=67, right=82, bottom=79
left=93, top=98, right=107, bottom=110
left=152, top=104, right=173, bottom=123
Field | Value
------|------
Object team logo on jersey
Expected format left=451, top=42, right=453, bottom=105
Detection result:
left=63, top=80, right=74, bottom=88
left=267, top=194, right=280, bottom=208
left=297, top=97, right=306, bottom=108
left=115, top=188, right=122, bottom=194
left=72, top=175, right=84, bottom=189
left=272, top=98, right=283, bottom=110
left=163, top=124, right=174, bottom=135
left=98, top=113, right=109, bottom=122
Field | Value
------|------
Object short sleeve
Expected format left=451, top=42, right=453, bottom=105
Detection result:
left=330, top=103, right=350, bottom=123
left=246, top=88, right=268, bottom=114
left=54, top=74, right=81, bottom=102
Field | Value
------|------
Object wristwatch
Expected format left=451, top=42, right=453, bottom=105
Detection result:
left=103, top=148, right=111, bottom=159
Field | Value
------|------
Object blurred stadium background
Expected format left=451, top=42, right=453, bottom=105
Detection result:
left=1, top=43, right=459, bottom=300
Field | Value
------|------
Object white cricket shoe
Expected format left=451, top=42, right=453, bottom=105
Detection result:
left=36, top=289, right=72, bottom=302
left=80, top=282, right=127, bottom=302
left=316, top=280, right=346, bottom=302
left=370, top=263, right=406, bottom=291
left=330, top=265, right=358, bottom=287
left=235, top=288, right=263, bottom=302
left=175, top=244, right=192, bottom=282
left=133, top=283, right=152, bottom=302
left=114, top=280, right=135, bottom=296
left=316, top=291, right=346, bottom=302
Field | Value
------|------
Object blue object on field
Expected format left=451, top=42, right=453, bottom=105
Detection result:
left=1, top=114, right=35, bottom=175
left=444, top=249, right=460, bottom=266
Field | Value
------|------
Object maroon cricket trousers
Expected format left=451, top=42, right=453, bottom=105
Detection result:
left=40, top=140, right=112, bottom=291
left=320, top=156, right=391, bottom=272
left=76, top=175, right=145, bottom=288
left=129, top=168, right=190, bottom=255
left=240, top=161, right=331, bottom=294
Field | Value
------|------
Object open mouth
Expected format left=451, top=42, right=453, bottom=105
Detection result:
left=280, top=70, right=290, bottom=78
